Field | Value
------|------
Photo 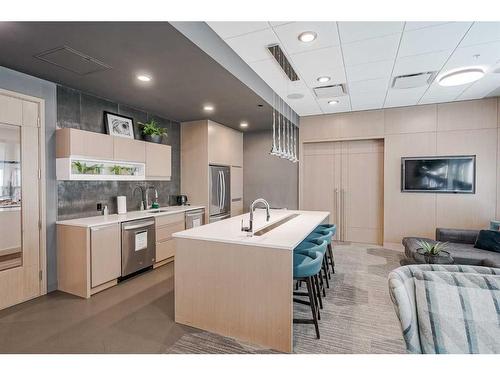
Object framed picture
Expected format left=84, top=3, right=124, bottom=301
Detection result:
left=104, top=111, right=135, bottom=139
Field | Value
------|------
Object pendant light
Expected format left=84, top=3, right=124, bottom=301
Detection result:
left=270, top=92, right=278, bottom=156
left=277, top=96, right=283, bottom=157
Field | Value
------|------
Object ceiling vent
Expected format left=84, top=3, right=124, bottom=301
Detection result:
left=392, top=72, right=435, bottom=89
left=267, top=44, right=299, bottom=82
left=34, top=46, right=112, bottom=75
left=313, top=84, right=347, bottom=98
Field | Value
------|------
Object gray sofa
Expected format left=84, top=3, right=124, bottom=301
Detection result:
left=402, top=228, right=500, bottom=268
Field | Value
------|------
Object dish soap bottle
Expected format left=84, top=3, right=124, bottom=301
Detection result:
left=103, top=205, right=109, bottom=216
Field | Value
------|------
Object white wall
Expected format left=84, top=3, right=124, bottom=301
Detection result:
left=300, top=98, right=500, bottom=248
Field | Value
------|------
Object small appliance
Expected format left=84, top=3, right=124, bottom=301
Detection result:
left=177, top=195, right=188, bottom=206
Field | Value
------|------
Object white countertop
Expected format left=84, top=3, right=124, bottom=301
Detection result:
left=173, top=209, right=329, bottom=250
left=56, top=205, right=205, bottom=228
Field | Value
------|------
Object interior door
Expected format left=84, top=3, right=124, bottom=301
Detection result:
left=341, top=139, right=384, bottom=244
left=301, top=142, right=338, bottom=226
left=0, top=94, right=41, bottom=310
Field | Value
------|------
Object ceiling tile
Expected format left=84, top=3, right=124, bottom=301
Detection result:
left=346, top=59, right=394, bottom=82
left=348, top=77, right=389, bottom=95
left=350, top=93, right=386, bottom=111
left=288, top=93, right=323, bottom=116
left=460, top=22, right=500, bottom=47
left=419, top=81, right=469, bottom=104
left=342, top=34, right=400, bottom=66
left=384, top=86, right=428, bottom=108
left=338, top=21, right=403, bottom=43
left=398, top=22, right=472, bottom=58
left=290, top=46, right=346, bottom=87
left=458, top=73, right=500, bottom=100
left=404, top=22, right=451, bottom=31
left=208, top=22, right=270, bottom=39
left=393, top=50, right=451, bottom=76
left=269, top=21, right=293, bottom=27
left=225, top=28, right=279, bottom=63
left=317, top=96, right=351, bottom=114
left=272, top=22, right=340, bottom=55
left=442, top=41, right=500, bottom=72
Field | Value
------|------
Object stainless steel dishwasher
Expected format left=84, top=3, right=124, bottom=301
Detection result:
left=185, top=208, right=205, bottom=229
left=121, top=218, right=156, bottom=277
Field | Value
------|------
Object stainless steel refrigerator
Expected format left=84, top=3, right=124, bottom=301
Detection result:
left=209, top=165, right=231, bottom=222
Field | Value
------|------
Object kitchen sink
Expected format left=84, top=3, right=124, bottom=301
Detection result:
left=253, top=214, right=300, bottom=236
left=147, top=209, right=172, bottom=213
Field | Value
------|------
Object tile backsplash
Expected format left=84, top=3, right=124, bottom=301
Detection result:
left=56, top=85, right=181, bottom=220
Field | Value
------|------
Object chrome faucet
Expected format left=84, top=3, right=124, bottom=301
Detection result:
left=146, top=185, right=159, bottom=209
left=133, top=185, right=146, bottom=210
left=241, top=198, right=271, bottom=236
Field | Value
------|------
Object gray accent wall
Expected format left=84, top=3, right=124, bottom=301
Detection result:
left=56, top=85, right=181, bottom=220
left=243, top=130, right=298, bottom=210
left=0, top=66, right=58, bottom=292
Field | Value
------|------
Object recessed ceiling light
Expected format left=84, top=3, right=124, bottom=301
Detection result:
left=203, top=105, right=214, bottom=112
left=240, top=122, right=248, bottom=128
left=287, top=93, right=304, bottom=100
left=298, top=31, right=317, bottom=43
left=137, top=74, right=151, bottom=82
left=438, top=68, right=485, bottom=87
left=317, top=76, right=331, bottom=83
left=328, top=100, right=339, bottom=105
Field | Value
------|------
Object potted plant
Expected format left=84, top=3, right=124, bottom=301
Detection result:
left=416, top=240, right=449, bottom=264
left=138, top=119, right=166, bottom=144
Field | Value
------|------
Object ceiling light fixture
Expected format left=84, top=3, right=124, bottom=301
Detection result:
left=137, top=74, right=151, bottom=82
left=298, top=31, right=317, bottom=43
left=438, top=68, right=485, bottom=87
left=240, top=122, right=248, bottom=128
left=317, top=76, right=331, bottom=83
left=328, top=100, right=339, bottom=105
left=203, top=105, right=214, bottom=112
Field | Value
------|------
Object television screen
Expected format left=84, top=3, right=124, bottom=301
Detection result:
left=401, top=156, right=475, bottom=193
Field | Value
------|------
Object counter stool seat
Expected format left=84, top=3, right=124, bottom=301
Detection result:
left=308, top=227, right=336, bottom=275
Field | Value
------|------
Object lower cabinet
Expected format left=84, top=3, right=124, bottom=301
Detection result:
left=155, top=213, right=185, bottom=263
left=231, top=200, right=244, bottom=216
left=90, top=224, right=121, bottom=288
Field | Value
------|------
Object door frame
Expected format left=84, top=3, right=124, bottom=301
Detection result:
left=0, top=87, right=47, bottom=297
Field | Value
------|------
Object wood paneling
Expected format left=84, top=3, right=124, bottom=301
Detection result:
left=56, top=128, right=114, bottom=159
left=437, top=98, right=498, bottom=132
left=145, top=142, right=171, bottom=179
left=114, top=137, right=145, bottom=162
left=383, top=132, right=437, bottom=245
left=385, top=105, right=436, bottom=135
left=90, top=224, right=121, bottom=288
left=175, top=238, right=293, bottom=353
left=230, top=166, right=243, bottom=200
left=156, top=240, right=176, bottom=262
left=339, top=110, right=385, bottom=139
left=0, top=94, right=22, bottom=126
left=436, top=129, right=497, bottom=230
left=300, top=114, right=341, bottom=142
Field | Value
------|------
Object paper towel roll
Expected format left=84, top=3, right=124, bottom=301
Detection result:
left=117, top=196, right=127, bottom=214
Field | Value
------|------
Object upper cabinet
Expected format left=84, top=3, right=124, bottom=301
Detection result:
left=208, top=121, right=243, bottom=167
left=56, top=128, right=171, bottom=181
left=56, top=128, right=113, bottom=160
left=146, top=142, right=172, bottom=180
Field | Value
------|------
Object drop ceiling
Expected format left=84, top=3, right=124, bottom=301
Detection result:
left=208, top=21, right=500, bottom=116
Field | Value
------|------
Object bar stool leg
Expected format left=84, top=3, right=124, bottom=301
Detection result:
left=314, top=274, right=323, bottom=310
left=305, top=277, right=320, bottom=339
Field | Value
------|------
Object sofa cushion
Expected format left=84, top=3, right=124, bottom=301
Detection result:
left=474, top=230, right=500, bottom=253
left=414, top=270, right=500, bottom=354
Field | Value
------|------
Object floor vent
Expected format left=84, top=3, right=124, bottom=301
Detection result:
left=34, top=46, right=112, bottom=75
left=392, top=72, right=435, bottom=89
left=313, top=84, right=347, bottom=98
left=267, top=44, right=299, bottom=82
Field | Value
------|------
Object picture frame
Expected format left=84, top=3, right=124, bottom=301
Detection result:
left=104, top=111, right=135, bottom=139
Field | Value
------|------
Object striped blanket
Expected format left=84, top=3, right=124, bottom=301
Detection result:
left=388, top=264, right=500, bottom=354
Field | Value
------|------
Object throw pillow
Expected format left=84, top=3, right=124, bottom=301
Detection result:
left=474, top=230, right=500, bottom=253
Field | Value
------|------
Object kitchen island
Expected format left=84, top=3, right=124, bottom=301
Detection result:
left=173, top=208, right=329, bottom=353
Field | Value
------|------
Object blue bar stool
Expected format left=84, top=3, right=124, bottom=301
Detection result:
left=311, top=225, right=336, bottom=275
left=305, top=230, right=333, bottom=288
left=293, top=242, right=325, bottom=339
left=295, top=239, right=327, bottom=309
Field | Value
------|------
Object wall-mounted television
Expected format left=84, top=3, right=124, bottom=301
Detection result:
left=401, top=156, right=476, bottom=193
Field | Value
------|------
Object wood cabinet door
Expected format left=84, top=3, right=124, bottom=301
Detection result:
left=208, top=121, right=243, bottom=167
left=90, top=224, right=121, bottom=288
left=56, top=128, right=114, bottom=159
left=231, top=200, right=244, bottom=216
left=230, top=166, right=243, bottom=200
left=114, top=137, right=145, bottom=162
left=146, top=143, right=171, bottom=179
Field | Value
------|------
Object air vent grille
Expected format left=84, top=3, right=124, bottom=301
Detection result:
left=313, top=84, right=347, bottom=98
left=392, top=72, right=435, bottom=89
left=34, top=46, right=112, bottom=76
left=267, top=44, right=299, bottom=82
